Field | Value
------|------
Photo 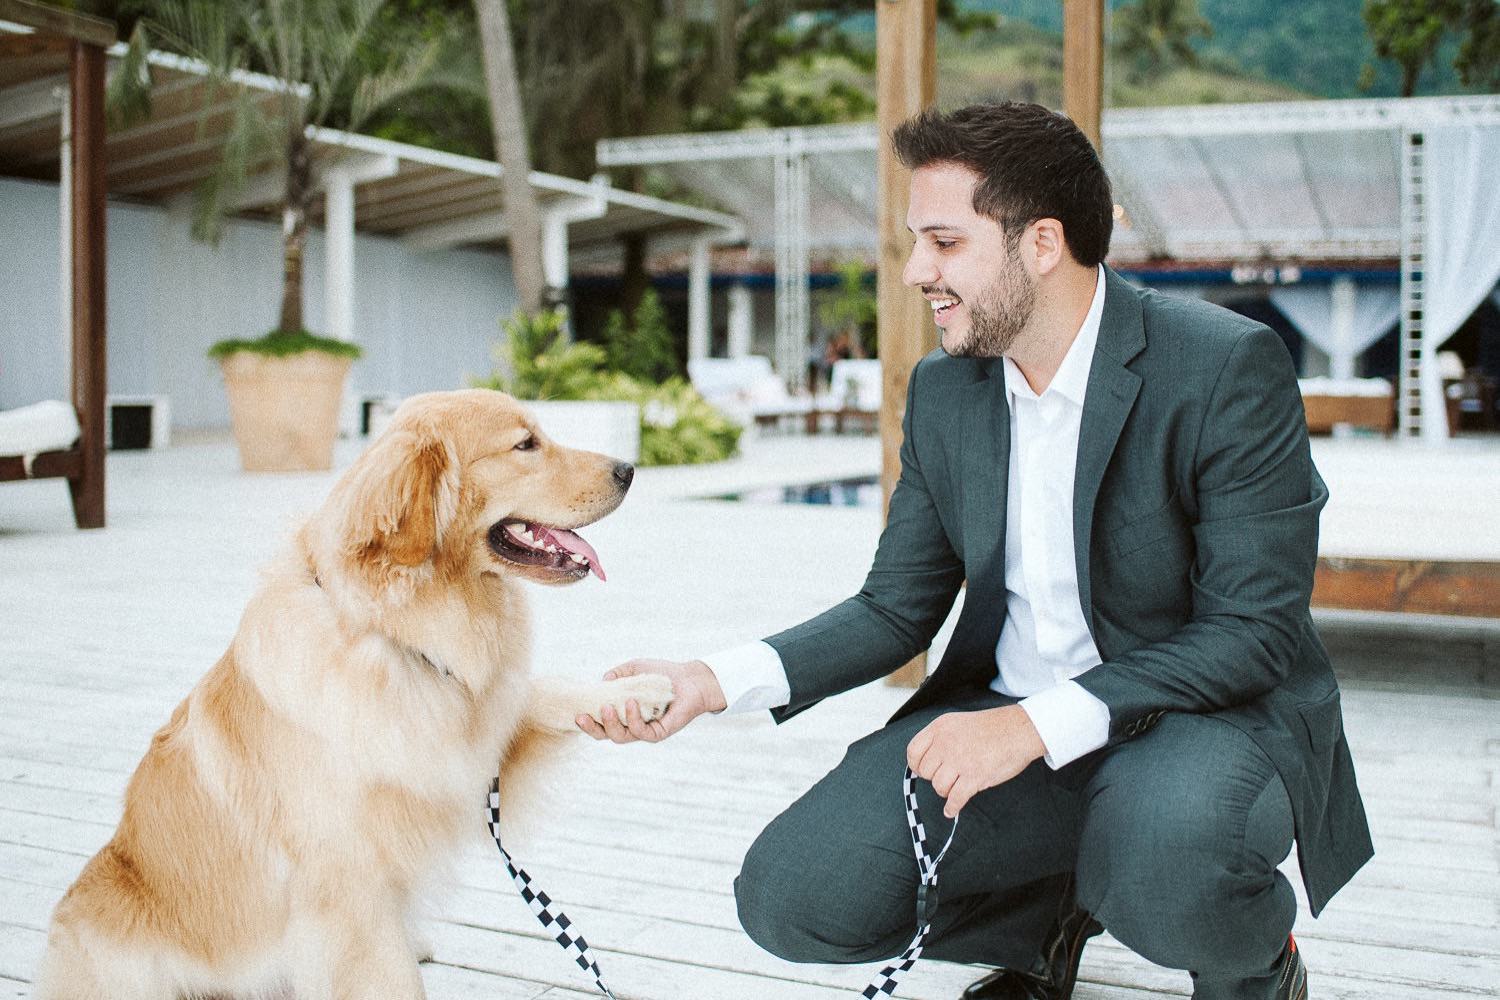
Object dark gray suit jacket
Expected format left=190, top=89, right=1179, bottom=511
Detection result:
left=765, top=267, right=1372, bottom=916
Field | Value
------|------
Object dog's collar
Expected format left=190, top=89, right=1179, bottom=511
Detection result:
left=307, top=565, right=456, bottom=682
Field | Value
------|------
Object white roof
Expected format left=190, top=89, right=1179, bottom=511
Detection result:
left=596, top=95, right=1500, bottom=264
left=0, top=21, right=741, bottom=251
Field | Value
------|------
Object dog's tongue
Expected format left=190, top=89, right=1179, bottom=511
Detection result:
left=539, top=526, right=606, bottom=581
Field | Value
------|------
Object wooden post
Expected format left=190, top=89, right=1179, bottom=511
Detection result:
left=1063, top=0, right=1105, bottom=151
left=68, top=39, right=106, bottom=529
left=877, top=0, right=936, bottom=688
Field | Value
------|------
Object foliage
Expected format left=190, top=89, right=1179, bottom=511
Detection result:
left=603, top=289, right=680, bottom=384
left=1113, top=0, right=1213, bottom=83
left=1439, top=0, right=1499, bottom=90
left=1361, top=0, right=1499, bottom=96
left=1363, top=0, right=1456, bottom=95
left=476, top=310, right=739, bottom=465
left=480, top=310, right=610, bottom=402
left=206, top=329, right=363, bottom=360
left=816, top=259, right=877, bottom=356
left=594, top=375, right=743, bottom=467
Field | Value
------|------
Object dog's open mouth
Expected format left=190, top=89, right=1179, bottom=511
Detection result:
left=488, top=521, right=606, bottom=581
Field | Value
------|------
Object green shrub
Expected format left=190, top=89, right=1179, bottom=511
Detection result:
left=604, top=289, right=681, bottom=384
left=477, top=309, right=609, bottom=401
left=477, top=309, right=741, bottom=466
left=207, top=328, right=362, bottom=360
left=591, top=375, right=742, bottom=466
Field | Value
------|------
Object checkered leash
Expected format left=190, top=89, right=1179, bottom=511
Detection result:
left=487, top=778, right=618, bottom=999
left=860, top=767, right=960, bottom=998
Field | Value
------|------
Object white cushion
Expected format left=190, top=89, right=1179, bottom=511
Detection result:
left=829, top=359, right=882, bottom=409
left=1297, top=377, right=1393, bottom=398
left=0, top=400, right=81, bottom=458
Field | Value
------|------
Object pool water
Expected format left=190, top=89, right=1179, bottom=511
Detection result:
left=711, top=475, right=882, bottom=507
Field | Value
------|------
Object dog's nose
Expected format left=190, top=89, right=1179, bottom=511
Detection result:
left=612, top=462, right=635, bottom=491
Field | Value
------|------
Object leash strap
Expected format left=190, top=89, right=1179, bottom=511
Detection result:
left=860, top=767, right=959, bottom=998
left=487, top=779, right=618, bottom=999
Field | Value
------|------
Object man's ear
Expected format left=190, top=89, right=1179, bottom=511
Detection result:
left=340, top=430, right=458, bottom=570
left=1029, top=217, right=1067, bottom=275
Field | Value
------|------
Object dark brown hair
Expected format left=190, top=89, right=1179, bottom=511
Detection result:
left=892, top=102, right=1113, bottom=267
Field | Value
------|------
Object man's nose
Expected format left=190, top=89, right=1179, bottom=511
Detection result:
left=902, top=246, right=935, bottom=288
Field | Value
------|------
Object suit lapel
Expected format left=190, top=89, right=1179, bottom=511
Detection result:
left=1073, top=269, right=1146, bottom=627
left=959, top=361, right=1010, bottom=603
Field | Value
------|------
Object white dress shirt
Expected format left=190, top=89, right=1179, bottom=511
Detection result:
left=704, top=266, right=1112, bottom=769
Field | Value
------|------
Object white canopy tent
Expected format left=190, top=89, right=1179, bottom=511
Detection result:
left=597, top=95, right=1500, bottom=441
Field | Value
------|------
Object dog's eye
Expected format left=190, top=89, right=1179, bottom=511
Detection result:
left=514, top=435, right=537, bottom=452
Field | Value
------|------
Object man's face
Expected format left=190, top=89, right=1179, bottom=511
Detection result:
left=902, top=162, right=1037, bottom=359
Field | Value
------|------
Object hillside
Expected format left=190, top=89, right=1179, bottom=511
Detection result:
left=743, top=14, right=1307, bottom=129
left=970, top=0, right=1483, bottom=99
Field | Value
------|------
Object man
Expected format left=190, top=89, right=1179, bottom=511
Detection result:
left=579, top=102, right=1371, bottom=1000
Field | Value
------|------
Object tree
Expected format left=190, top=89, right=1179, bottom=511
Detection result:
left=1362, top=0, right=1454, bottom=96
left=473, top=0, right=547, bottom=317
left=1450, top=0, right=1500, bottom=90
left=1113, top=0, right=1214, bottom=82
left=114, top=0, right=449, bottom=334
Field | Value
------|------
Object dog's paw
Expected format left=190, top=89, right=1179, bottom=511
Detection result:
left=603, top=673, right=675, bottom=722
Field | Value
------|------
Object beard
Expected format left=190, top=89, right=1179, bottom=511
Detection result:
left=942, top=242, right=1037, bottom=359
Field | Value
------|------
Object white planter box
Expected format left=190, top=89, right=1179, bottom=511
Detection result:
left=525, top=400, right=640, bottom=464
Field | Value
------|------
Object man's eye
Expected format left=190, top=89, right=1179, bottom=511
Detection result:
left=514, top=435, right=537, bottom=451
left=934, top=239, right=956, bottom=250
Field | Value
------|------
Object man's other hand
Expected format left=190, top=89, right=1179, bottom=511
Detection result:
left=577, top=659, right=728, bottom=744
left=906, top=705, right=1047, bottom=818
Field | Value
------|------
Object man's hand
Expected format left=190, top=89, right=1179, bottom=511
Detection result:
left=906, top=706, right=1048, bottom=819
left=576, top=659, right=727, bottom=744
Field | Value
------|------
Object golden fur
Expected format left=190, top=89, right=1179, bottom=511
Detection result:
left=35, top=389, right=672, bottom=1000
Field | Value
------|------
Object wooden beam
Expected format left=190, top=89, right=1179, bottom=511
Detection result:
left=0, top=0, right=116, bottom=48
left=0, top=449, right=83, bottom=482
left=68, top=40, right=106, bottom=529
left=0, top=32, right=70, bottom=59
left=1062, top=0, right=1105, bottom=151
left=876, top=0, right=936, bottom=689
left=1314, top=558, right=1500, bottom=618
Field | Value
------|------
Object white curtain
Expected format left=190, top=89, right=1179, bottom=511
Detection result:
left=1269, top=280, right=1399, bottom=379
left=1418, top=125, right=1500, bottom=441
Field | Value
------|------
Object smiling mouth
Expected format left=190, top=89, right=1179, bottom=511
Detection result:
left=487, top=521, right=606, bottom=581
left=928, top=296, right=961, bottom=321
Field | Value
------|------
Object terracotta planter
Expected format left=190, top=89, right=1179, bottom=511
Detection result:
left=219, top=351, right=353, bottom=472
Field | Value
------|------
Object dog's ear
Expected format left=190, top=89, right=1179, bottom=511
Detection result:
left=341, top=430, right=458, bottom=570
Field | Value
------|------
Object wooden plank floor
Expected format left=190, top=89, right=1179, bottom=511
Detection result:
left=1, top=436, right=1497, bottom=999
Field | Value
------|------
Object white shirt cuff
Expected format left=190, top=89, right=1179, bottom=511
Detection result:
left=1019, top=681, right=1110, bottom=769
left=700, top=640, right=791, bottom=715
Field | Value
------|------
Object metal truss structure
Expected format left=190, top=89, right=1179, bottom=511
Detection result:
left=597, top=94, right=1500, bottom=434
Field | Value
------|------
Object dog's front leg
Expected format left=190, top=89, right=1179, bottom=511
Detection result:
left=524, top=674, right=675, bottom=732
left=290, top=894, right=427, bottom=1000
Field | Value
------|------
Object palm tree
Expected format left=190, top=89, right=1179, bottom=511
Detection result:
left=114, top=0, right=454, bottom=334
left=1113, top=0, right=1213, bottom=82
left=473, top=0, right=546, bottom=317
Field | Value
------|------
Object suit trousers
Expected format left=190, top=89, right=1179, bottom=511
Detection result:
left=734, top=688, right=1299, bottom=998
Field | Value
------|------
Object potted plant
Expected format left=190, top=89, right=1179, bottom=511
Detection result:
left=208, top=330, right=361, bottom=472
left=478, top=310, right=642, bottom=463
left=113, top=0, right=452, bottom=470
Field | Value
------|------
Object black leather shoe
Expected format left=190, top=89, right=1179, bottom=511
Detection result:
left=960, top=901, right=1102, bottom=999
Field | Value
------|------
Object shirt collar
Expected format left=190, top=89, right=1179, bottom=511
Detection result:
left=1002, top=264, right=1106, bottom=406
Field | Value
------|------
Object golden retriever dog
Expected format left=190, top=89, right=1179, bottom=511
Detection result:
left=35, top=389, right=673, bottom=1000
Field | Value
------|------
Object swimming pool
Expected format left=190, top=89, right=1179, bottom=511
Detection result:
left=710, top=475, right=882, bottom=507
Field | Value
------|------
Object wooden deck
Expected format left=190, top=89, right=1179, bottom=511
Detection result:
left=1, top=436, right=1497, bottom=999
